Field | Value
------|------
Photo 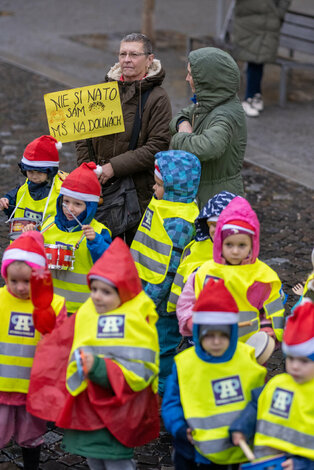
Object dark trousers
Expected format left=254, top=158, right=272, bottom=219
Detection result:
left=245, top=62, right=264, bottom=99
left=22, top=445, right=41, bottom=470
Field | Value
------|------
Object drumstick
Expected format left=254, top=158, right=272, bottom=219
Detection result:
left=238, top=320, right=253, bottom=327
left=239, top=438, right=255, bottom=461
left=62, top=203, right=83, bottom=228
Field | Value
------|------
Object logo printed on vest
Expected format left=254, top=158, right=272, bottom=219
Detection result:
left=9, top=312, right=35, bottom=338
left=24, top=207, right=43, bottom=223
left=269, top=387, right=294, bottom=419
left=141, top=208, right=153, bottom=231
left=97, top=315, right=125, bottom=338
left=212, top=375, right=244, bottom=406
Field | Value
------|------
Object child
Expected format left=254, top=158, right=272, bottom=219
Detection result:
left=27, top=238, right=160, bottom=470
left=179, top=197, right=285, bottom=343
left=292, top=247, right=314, bottom=303
left=0, top=231, right=66, bottom=470
left=0, top=135, right=64, bottom=227
left=230, top=300, right=314, bottom=470
left=162, top=278, right=266, bottom=469
left=26, top=162, right=112, bottom=314
left=169, top=191, right=237, bottom=337
left=130, top=149, right=200, bottom=395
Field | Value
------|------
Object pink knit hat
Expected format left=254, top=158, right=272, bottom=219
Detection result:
left=60, top=162, right=101, bottom=202
left=21, top=135, right=61, bottom=168
left=1, top=231, right=47, bottom=278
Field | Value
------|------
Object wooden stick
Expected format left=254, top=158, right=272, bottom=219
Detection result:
left=238, top=320, right=253, bottom=327
left=239, top=438, right=255, bottom=461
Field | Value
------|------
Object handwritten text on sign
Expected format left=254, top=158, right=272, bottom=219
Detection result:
left=44, top=82, right=125, bottom=143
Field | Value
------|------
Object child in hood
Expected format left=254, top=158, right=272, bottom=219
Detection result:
left=27, top=238, right=160, bottom=470
left=0, top=231, right=66, bottom=470
left=162, top=278, right=266, bottom=469
left=230, top=300, right=314, bottom=470
left=24, top=162, right=112, bottom=314
left=0, top=135, right=64, bottom=229
left=178, top=197, right=285, bottom=344
left=171, top=191, right=237, bottom=338
left=130, top=149, right=200, bottom=395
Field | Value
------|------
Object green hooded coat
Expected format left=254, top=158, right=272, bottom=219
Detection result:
left=169, top=47, right=247, bottom=208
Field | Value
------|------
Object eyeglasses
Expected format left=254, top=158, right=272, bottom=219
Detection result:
left=119, top=52, right=149, bottom=59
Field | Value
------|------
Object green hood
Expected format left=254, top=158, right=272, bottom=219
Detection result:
left=189, top=47, right=240, bottom=110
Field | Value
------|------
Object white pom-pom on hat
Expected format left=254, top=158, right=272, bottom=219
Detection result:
left=55, top=141, right=62, bottom=150
left=94, top=165, right=103, bottom=176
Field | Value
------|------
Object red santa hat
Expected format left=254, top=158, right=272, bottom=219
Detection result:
left=282, top=300, right=314, bottom=360
left=21, top=135, right=61, bottom=168
left=192, top=278, right=239, bottom=325
left=60, top=162, right=101, bottom=202
left=221, top=219, right=255, bottom=241
left=154, top=161, right=163, bottom=180
left=1, top=231, right=47, bottom=278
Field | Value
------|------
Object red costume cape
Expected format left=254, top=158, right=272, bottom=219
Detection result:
left=27, top=314, right=159, bottom=447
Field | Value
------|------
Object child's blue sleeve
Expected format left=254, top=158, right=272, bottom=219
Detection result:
left=2, top=185, right=20, bottom=217
left=290, top=456, right=314, bottom=470
left=162, top=362, right=188, bottom=437
left=144, top=218, right=195, bottom=310
left=229, top=386, right=264, bottom=441
left=86, top=229, right=112, bottom=263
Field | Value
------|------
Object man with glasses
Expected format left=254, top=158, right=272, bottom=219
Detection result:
left=76, top=33, right=172, bottom=245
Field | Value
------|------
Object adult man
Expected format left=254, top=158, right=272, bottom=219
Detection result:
left=169, top=47, right=247, bottom=208
left=76, top=33, right=172, bottom=244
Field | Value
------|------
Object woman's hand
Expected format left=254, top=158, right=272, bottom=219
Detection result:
left=99, top=163, right=114, bottom=185
left=82, top=225, right=96, bottom=241
left=178, top=121, right=193, bottom=133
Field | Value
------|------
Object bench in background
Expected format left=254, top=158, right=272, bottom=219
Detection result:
left=187, top=7, right=314, bottom=107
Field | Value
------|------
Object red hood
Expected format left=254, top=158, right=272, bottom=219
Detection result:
left=214, top=197, right=260, bottom=264
left=87, top=238, right=142, bottom=304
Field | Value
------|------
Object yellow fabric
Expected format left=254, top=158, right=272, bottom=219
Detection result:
left=167, top=238, right=213, bottom=314
left=255, top=373, right=314, bottom=460
left=66, top=293, right=159, bottom=396
left=14, top=173, right=63, bottom=224
left=41, top=217, right=109, bottom=314
left=0, top=286, right=65, bottom=393
left=130, top=197, right=199, bottom=285
left=195, top=259, right=284, bottom=342
left=175, top=342, right=266, bottom=464
left=303, top=272, right=314, bottom=298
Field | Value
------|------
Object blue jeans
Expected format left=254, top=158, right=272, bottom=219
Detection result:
left=245, top=62, right=264, bottom=99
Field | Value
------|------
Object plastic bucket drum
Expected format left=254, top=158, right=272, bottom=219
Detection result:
left=45, top=244, right=75, bottom=270
left=9, top=218, right=37, bottom=240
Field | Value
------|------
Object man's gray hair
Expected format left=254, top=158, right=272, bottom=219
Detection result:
left=121, top=33, right=153, bottom=55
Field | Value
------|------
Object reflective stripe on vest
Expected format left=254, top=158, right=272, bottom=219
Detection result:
left=254, top=373, right=314, bottom=460
left=0, top=286, right=64, bottom=393
left=131, top=197, right=199, bottom=285
left=41, top=217, right=109, bottom=313
left=195, top=259, right=284, bottom=342
left=14, top=174, right=62, bottom=223
left=168, top=272, right=185, bottom=306
left=66, top=294, right=159, bottom=396
left=176, top=343, right=266, bottom=464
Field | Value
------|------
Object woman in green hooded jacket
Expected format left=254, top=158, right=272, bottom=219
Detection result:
left=169, top=47, right=246, bottom=209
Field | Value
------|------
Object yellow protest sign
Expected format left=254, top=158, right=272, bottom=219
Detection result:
left=44, top=82, right=125, bottom=143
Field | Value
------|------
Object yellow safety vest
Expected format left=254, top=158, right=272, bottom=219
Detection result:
left=130, top=197, right=199, bottom=285
left=175, top=342, right=266, bottom=464
left=254, top=373, right=314, bottom=460
left=195, top=260, right=284, bottom=342
left=66, top=293, right=159, bottom=396
left=303, top=272, right=314, bottom=298
left=14, top=172, right=65, bottom=225
left=41, top=217, right=110, bottom=314
left=0, top=286, right=65, bottom=393
left=167, top=238, right=213, bottom=314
